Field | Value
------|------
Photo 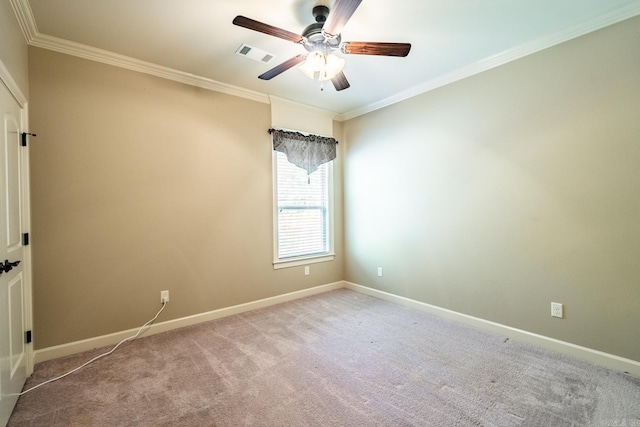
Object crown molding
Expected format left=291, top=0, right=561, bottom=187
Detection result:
left=11, top=0, right=640, bottom=120
left=10, top=0, right=270, bottom=105
left=9, top=0, right=38, bottom=43
left=336, top=2, right=640, bottom=121
left=29, top=33, right=271, bottom=104
left=269, top=95, right=339, bottom=120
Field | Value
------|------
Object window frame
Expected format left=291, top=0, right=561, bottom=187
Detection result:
left=272, top=151, right=335, bottom=269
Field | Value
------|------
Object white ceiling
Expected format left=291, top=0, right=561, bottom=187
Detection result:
left=17, top=0, right=640, bottom=119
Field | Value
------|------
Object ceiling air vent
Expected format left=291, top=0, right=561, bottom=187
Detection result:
left=236, top=44, right=275, bottom=64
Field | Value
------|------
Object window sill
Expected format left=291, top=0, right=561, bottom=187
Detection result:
left=273, top=253, right=335, bottom=270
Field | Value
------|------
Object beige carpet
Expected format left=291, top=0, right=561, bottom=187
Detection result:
left=9, top=289, right=640, bottom=426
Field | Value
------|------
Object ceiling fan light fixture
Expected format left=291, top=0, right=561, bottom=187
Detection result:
left=321, top=53, right=345, bottom=81
left=299, top=62, right=318, bottom=80
left=299, top=51, right=345, bottom=81
left=299, top=50, right=325, bottom=79
left=233, top=0, right=410, bottom=91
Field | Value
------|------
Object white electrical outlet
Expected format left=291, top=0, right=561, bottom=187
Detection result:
left=551, top=302, right=563, bottom=318
left=161, top=290, right=169, bottom=304
left=304, top=266, right=310, bottom=276
left=377, top=267, right=383, bottom=277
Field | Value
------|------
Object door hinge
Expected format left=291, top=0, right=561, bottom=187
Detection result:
left=21, top=132, right=36, bottom=147
left=23, top=233, right=29, bottom=246
left=25, top=330, right=32, bottom=344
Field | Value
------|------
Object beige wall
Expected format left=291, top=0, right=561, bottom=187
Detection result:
left=0, top=0, right=29, bottom=96
left=28, top=48, right=344, bottom=349
left=343, top=16, right=640, bottom=361
left=24, top=13, right=640, bottom=363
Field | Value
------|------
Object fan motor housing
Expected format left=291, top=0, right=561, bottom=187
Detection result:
left=302, top=6, right=341, bottom=52
left=313, top=5, right=329, bottom=22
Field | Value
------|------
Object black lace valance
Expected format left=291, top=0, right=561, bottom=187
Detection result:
left=269, top=128, right=338, bottom=175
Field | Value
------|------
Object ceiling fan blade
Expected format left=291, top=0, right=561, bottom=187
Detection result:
left=322, top=0, right=363, bottom=37
left=342, top=42, right=411, bottom=57
left=233, top=16, right=303, bottom=43
left=331, top=72, right=350, bottom=91
left=258, top=54, right=306, bottom=80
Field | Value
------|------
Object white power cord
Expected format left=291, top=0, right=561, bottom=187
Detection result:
left=19, top=301, right=167, bottom=395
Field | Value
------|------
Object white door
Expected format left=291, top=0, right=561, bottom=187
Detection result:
left=0, top=80, right=28, bottom=426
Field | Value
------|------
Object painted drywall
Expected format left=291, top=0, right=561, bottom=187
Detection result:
left=0, top=0, right=29, bottom=96
left=28, top=47, right=344, bottom=349
left=343, top=16, right=640, bottom=361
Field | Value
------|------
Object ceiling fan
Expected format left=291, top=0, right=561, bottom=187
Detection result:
left=233, top=0, right=411, bottom=91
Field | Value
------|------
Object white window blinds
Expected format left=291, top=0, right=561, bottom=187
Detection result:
left=275, top=151, right=330, bottom=259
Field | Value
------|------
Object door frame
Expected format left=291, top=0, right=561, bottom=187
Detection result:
left=0, top=59, right=34, bottom=376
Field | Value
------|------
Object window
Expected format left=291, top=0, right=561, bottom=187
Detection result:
left=273, top=151, right=334, bottom=268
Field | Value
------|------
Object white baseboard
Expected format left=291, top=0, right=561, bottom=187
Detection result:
left=34, top=281, right=345, bottom=364
left=35, top=280, right=640, bottom=377
left=345, top=282, right=640, bottom=377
